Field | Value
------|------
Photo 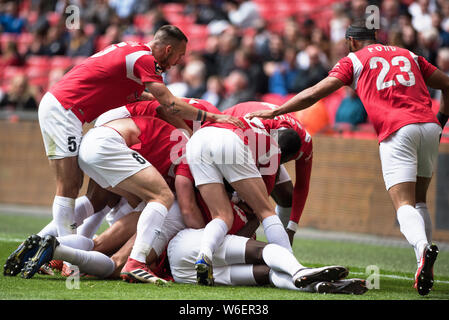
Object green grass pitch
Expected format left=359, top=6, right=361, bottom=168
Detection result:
left=0, top=212, right=448, bottom=301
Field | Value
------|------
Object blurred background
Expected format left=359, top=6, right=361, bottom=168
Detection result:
left=0, top=0, right=448, bottom=243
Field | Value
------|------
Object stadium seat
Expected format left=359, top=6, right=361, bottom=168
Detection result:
left=50, top=56, right=73, bottom=70
left=26, top=56, right=50, bottom=69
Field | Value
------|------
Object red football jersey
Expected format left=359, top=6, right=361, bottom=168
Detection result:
left=223, top=102, right=313, bottom=224
left=328, top=44, right=439, bottom=142
left=50, top=41, right=164, bottom=123
left=130, top=116, right=187, bottom=191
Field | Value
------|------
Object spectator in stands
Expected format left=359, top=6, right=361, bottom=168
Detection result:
left=224, top=0, right=261, bottom=29
left=264, top=33, right=284, bottom=63
left=330, top=2, right=351, bottom=44
left=0, top=1, right=26, bottom=34
left=349, top=0, right=369, bottom=22
left=293, top=45, right=329, bottom=92
left=218, top=70, right=254, bottom=111
left=232, top=48, right=267, bottom=96
left=418, top=27, right=440, bottom=65
left=183, top=59, right=208, bottom=99
left=400, top=24, right=423, bottom=55
left=0, top=41, right=23, bottom=68
left=202, top=75, right=225, bottom=107
left=25, top=28, right=48, bottom=57
left=214, top=30, right=239, bottom=77
left=266, top=46, right=301, bottom=96
left=66, top=27, right=94, bottom=57
left=166, top=64, right=189, bottom=97
left=147, top=8, right=170, bottom=35
left=185, top=0, right=227, bottom=25
left=201, top=34, right=220, bottom=77
left=48, top=68, right=67, bottom=90
left=432, top=47, right=449, bottom=100
left=409, top=0, right=434, bottom=33
left=335, top=87, right=367, bottom=128
left=44, top=25, right=67, bottom=56
left=85, top=0, right=115, bottom=35
left=108, top=0, right=138, bottom=20
left=431, top=12, right=449, bottom=47
left=378, top=0, right=401, bottom=44
left=0, top=74, right=38, bottom=111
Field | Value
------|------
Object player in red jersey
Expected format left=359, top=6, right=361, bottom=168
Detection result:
left=37, top=25, right=241, bottom=239
left=185, top=99, right=314, bottom=285
left=248, top=22, right=449, bottom=296
left=223, top=101, right=313, bottom=244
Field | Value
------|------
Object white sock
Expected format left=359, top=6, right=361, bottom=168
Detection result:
left=275, top=205, right=291, bottom=228
left=130, top=202, right=168, bottom=263
left=415, top=202, right=432, bottom=244
left=106, top=199, right=134, bottom=226
left=57, top=234, right=94, bottom=251
left=198, top=218, right=228, bottom=260
left=397, top=204, right=429, bottom=264
left=77, top=206, right=110, bottom=239
left=262, top=243, right=304, bottom=277
left=74, top=196, right=94, bottom=226
left=53, top=196, right=76, bottom=236
left=229, top=265, right=257, bottom=285
left=269, top=270, right=299, bottom=290
left=53, top=245, right=115, bottom=278
left=262, top=215, right=292, bottom=252
left=37, top=221, right=58, bottom=237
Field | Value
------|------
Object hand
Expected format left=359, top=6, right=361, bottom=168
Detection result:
left=212, top=114, right=245, bottom=129
left=246, top=109, right=276, bottom=120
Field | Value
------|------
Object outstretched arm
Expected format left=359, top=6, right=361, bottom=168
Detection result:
left=146, top=81, right=244, bottom=128
left=247, top=77, right=345, bottom=119
left=425, top=69, right=449, bottom=128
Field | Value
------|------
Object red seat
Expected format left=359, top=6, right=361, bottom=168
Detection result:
left=50, top=56, right=73, bottom=70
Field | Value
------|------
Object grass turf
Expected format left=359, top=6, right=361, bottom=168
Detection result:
left=0, top=213, right=448, bottom=301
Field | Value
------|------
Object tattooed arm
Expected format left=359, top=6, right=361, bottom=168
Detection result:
left=145, top=81, right=244, bottom=127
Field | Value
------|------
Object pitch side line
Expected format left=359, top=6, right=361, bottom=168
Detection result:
left=351, top=271, right=449, bottom=284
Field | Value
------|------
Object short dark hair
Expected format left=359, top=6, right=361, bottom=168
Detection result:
left=278, top=129, right=302, bottom=163
left=345, top=20, right=376, bottom=41
left=154, top=25, right=188, bottom=44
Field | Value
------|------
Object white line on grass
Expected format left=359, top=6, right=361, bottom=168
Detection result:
left=351, top=271, right=449, bottom=284
left=0, top=236, right=24, bottom=243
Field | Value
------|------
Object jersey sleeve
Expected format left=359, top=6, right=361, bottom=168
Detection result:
left=290, top=155, right=313, bottom=224
left=417, top=55, right=437, bottom=79
left=134, top=55, right=164, bottom=84
left=175, top=162, right=194, bottom=183
left=328, top=56, right=354, bottom=86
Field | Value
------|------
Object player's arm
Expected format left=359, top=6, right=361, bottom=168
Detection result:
left=155, top=105, right=193, bottom=136
left=234, top=203, right=260, bottom=238
left=247, top=77, right=345, bottom=119
left=425, top=69, right=449, bottom=128
left=175, top=174, right=205, bottom=229
left=289, top=157, right=312, bottom=238
left=145, top=82, right=244, bottom=128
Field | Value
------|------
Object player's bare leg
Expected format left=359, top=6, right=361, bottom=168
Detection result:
left=109, top=234, right=136, bottom=279
left=415, top=176, right=433, bottom=243
left=116, top=166, right=173, bottom=284
left=93, top=212, right=140, bottom=256
left=230, top=178, right=292, bottom=251
left=388, top=181, right=438, bottom=295
left=271, top=180, right=294, bottom=244
left=195, top=183, right=234, bottom=285
left=49, top=156, right=84, bottom=236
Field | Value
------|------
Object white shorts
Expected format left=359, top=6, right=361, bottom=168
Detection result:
left=94, top=106, right=131, bottom=127
left=379, top=123, right=442, bottom=190
left=78, top=126, right=151, bottom=188
left=276, top=164, right=292, bottom=185
left=38, top=92, right=83, bottom=159
left=167, top=228, right=249, bottom=285
left=186, top=126, right=261, bottom=186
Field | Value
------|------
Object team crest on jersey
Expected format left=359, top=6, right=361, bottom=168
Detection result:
left=154, top=61, right=163, bottom=75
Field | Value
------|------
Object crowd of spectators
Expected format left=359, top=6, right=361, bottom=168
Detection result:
left=0, top=0, right=448, bottom=133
